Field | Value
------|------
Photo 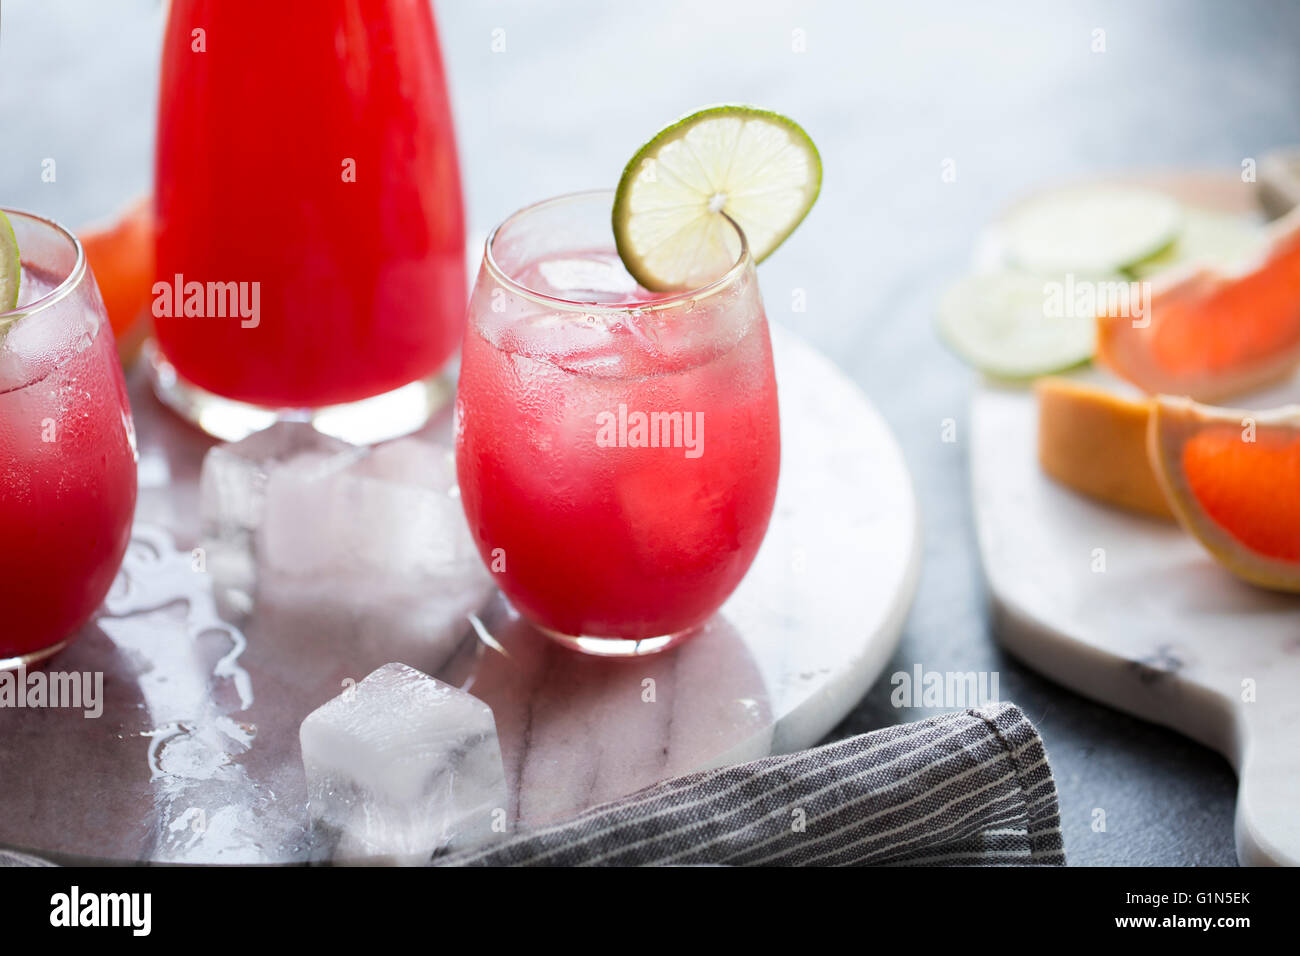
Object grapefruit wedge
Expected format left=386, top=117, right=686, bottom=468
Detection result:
left=1036, top=377, right=1172, bottom=519
left=78, top=196, right=154, bottom=364
left=1149, top=395, right=1300, bottom=592
left=1098, top=206, right=1300, bottom=402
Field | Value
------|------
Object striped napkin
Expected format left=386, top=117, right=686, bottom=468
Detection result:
left=0, top=850, right=54, bottom=867
left=436, top=701, right=1065, bottom=867
left=0, top=702, right=1064, bottom=867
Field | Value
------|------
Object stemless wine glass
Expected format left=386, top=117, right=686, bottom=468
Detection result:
left=455, top=190, right=781, bottom=656
left=0, top=210, right=138, bottom=670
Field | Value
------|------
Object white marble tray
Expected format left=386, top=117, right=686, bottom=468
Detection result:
left=0, top=324, right=921, bottom=864
left=970, top=172, right=1300, bottom=866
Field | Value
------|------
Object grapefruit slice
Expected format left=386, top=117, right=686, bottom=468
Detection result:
left=1097, top=206, right=1300, bottom=401
left=1036, top=377, right=1172, bottom=519
left=78, top=196, right=154, bottom=364
left=1149, top=395, right=1300, bottom=592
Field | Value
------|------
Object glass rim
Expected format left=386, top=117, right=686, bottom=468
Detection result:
left=0, top=207, right=88, bottom=325
left=483, top=188, right=752, bottom=313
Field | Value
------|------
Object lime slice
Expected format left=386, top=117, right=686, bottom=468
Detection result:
left=0, top=210, right=19, bottom=313
left=1002, top=186, right=1183, bottom=274
left=0, top=211, right=21, bottom=345
left=937, top=270, right=1108, bottom=378
left=1127, top=207, right=1268, bottom=279
left=613, top=106, right=821, bottom=291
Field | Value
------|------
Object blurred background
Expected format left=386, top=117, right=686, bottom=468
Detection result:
left=3, top=0, right=1298, bottom=864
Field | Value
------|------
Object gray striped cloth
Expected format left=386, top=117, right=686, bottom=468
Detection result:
left=0, top=702, right=1064, bottom=867
left=436, top=702, right=1065, bottom=866
left=0, top=850, right=54, bottom=867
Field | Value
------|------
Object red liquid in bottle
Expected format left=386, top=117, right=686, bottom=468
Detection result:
left=153, top=0, right=465, bottom=408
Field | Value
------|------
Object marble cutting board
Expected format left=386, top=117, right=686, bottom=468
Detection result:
left=0, top=323, right=921, bottom=864
left=970, top=172, right=1300, bottom=866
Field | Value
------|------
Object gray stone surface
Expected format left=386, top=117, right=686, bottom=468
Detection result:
left=4, top=0, right=1297, bottom=865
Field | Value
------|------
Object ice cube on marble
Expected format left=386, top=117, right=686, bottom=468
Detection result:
left=344, top=437, right=482, bottom=576
left=199, top=422, right=365, bottom=615
left=200, top=421, right=365, bottom=535
left=252, top=434, right=484, bottom=581
left=300, top=663, right=507, bottom=865
left=199, top=427, right=491, bottom=631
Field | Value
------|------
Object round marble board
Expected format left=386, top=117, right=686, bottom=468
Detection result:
left=970, top=172, right=1300, bottom=866
left=0, top=323, right=921, bottom=864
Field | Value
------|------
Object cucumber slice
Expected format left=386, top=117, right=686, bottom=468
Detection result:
left=612, top=106, right=821, bottom=291
left=1127, top=207, right=1268, bottom=279
left=937, top=270, right=1108, bottom=379
left=1002, top=186, right=1183, bottom=274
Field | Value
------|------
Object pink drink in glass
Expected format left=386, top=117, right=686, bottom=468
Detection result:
left=456, top=192, right=779, bottom=654
left=0, top=211, right=138, bottom=667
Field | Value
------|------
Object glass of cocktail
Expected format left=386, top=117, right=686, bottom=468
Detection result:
left=150, top=0, right=465, bottom=442
left=0, top=210, right=139, bottom=670
left=455, top=190, right=781, bottom=656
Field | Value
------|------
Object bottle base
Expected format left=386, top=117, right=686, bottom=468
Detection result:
left=0, top=639, right=68, bottom=674
left=536, top=624, right=700, bottom=657
left=145, top=340, right=455, bottom=444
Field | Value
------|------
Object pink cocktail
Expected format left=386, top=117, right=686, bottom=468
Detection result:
left=456, top=191, right=780, bottom=655
left=0, top=210, right=138, bottom=668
